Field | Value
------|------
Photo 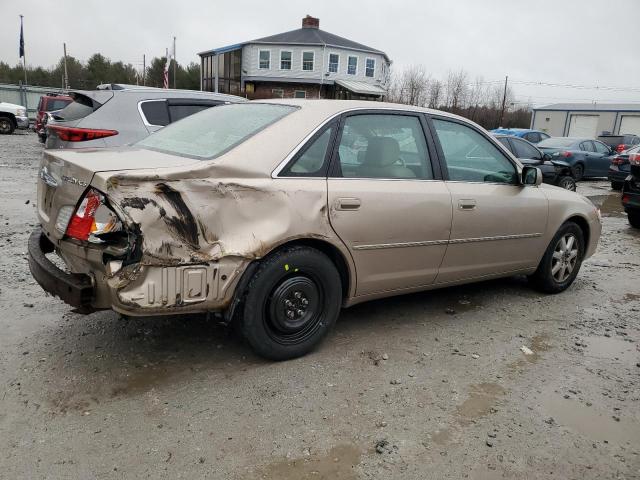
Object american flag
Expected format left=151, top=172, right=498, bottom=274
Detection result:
left=163, top=48, right=170, bottom=89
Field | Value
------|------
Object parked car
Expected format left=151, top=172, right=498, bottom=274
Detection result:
left=34, top=93, right=72, bottom=142
left=0, top=101, right=29, bottom=134
left=28, top=100, right=602, bottom=360
left=608, top=144, right=639, bottom=190
left=597, top=133, right=640, bottom=153
left=490, top=128, right=551, bottom=144
left=622, top=151, right=640, bottom=228
left=537, top=137, right=616, bottom=180
left=45, top=86, right=244, bottom=149
left=495, top=134, right=576, bottom=190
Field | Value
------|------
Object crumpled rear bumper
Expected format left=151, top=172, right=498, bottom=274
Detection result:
left=28, top=229, right=95, bottom=310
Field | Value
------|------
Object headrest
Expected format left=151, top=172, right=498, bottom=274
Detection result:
left=363, top=137, right=400, bottom=167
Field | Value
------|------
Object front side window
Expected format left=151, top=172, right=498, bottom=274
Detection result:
left=328, top=53, right=339, bottom=73
left=524, top=132, right=540, bottom=143
left=580, top=141, right=595, bottom=152
left=280, top=51, right=292, bottom=70
left=334, top=114, right=433, bottom=180
left=137, top=104, right=296, bottom=159
left=433, top=118, right=518, bottom=184
left=365, top=58, right=375, bottom=77
left=347, top=56, right=358, bottom=75
left=302, top=51, right=314, bottom=71
left=511, top=138, right=541, bottom=160
left=281, top=125, right=334, bottom=176
left=259, top=50, right=270, bottom=69
left=593, top=141, right=610, bottom=154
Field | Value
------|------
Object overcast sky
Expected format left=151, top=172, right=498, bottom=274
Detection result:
left=1, top=0, right=639, bottom=106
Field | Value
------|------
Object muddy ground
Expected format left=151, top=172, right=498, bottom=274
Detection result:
left=0, top=131, right=639, bottom=479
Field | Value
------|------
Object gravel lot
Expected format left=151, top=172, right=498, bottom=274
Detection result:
left=1, top=131, right=639, bottom=479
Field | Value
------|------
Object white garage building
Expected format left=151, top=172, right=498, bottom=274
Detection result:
left=530, top=103, right=640, bottom=138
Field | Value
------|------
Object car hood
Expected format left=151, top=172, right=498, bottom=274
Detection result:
left=0, top=102, right=25, bottom=110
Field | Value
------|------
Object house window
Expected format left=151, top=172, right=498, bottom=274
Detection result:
left=302, top=51, right=314, bottom=71
left=280, top=51, right=292, bottom=70
left=294, top=90, right=306, bottom=98
left=328, top=53, right=339, bottom=73
left=259, top=50, right=270, bottom=69
left=271, top=88, right=284, bottom=98
left=365, top=58, right=375, bottom=78
left=347, top=56, right=358, bottom=75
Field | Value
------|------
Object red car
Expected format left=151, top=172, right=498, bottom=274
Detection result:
left=34, top=93, right=72, bottom=141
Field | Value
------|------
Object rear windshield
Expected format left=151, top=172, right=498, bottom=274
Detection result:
left=55, top=94, right=96, bottom=121
left=45, top=98, right=72, bottom=111
left=538, top=138, right=576, bottom=148
left=597, top=136, right=624, bottom=146
left=137, top=103, right=297, bottom=159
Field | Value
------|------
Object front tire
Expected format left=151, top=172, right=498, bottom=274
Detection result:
left=557, top=175, right=576, bottom=191
left=611, top=181, right=623, bottom=191
left=240, top=246, right=342, bottom=360
left=629, top=211, right=640, bottom=229
left=0, top=116, right=15, bottom=135
left=529, top=222, right=585, bottom=293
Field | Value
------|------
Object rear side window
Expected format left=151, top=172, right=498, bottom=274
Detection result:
left=137, top=103, right=297, bottom=159
left=140, top=100, right=170, bottom=126
left=45, top=98, right=72, bottom=111
left=168, top=104, right=212, bottom=122
left=281, top=125, right=334, bottom=176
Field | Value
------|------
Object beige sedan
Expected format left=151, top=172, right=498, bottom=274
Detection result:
left=29, top=100, right=601, bottom=359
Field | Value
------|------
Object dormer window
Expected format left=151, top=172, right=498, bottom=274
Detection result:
left=259, top=50, right=270, bottom=69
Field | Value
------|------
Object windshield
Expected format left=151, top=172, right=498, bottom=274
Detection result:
left=538, top=138, right=576, bottom=148
left=137, top=103, right=297, bottom=159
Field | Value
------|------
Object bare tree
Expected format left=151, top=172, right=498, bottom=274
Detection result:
left=445, top=69, right=469, bottom=111
left=428, top=79, right=443, bottom=109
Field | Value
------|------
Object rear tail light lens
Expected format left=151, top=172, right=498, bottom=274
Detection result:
left=630, top=153, right=640, bottom=166
left=611, top=156, right=625, bottom=166
left=616, top=144, right=627, bottom=153
left=557, top=151, right=572, bottom=158
left=65, top=189, right=122, bottom=242
left=47, top=125, right=118, bottom=142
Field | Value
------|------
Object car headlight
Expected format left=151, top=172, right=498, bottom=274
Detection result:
left=17, top=108, right=26, bottom=117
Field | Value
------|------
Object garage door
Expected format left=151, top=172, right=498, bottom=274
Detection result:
left=619, top=115, right=640, bottom=136
left=568, top=115, right=599, bottom=137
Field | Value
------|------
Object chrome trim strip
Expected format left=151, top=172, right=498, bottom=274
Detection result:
left=352, top=233, right=542, bottom=251
left=353, top=239, right=449, bottom=250
left=448, top=233, right=542, bottom=244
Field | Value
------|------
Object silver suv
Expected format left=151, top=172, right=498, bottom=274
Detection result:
left=45, top=85, right=244, bottom=149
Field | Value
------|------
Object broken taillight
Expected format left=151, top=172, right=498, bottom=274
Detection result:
left=48, top=125, right=118, bottom=142
left=630, top=153, right=640, bottom=166
left=66, top=189, right=121, bottom=242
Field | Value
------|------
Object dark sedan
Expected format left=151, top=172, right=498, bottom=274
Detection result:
left=622, top=152, right=640, bottom=228
left=537, top=137, right=616, bottom=180
left=495, top=134, right=576, bottom=190
left=609, top=144, right=639, bottom=190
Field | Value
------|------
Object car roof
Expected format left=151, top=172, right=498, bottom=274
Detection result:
left=70, top=87, right=244, bottom=103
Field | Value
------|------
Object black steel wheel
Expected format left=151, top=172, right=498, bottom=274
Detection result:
left=573, top=164, right=584, bottom=181
left=557, top=175, right=576, bottom=191
left=240, top=246, right=342, bottom=360
left=0, top=116, right=15, bottom=135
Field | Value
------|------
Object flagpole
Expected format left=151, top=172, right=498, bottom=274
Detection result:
left=19, top=15, right=28, bottom=86
left=173, top=36, right=176, bottom=89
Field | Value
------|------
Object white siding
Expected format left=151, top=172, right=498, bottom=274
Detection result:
left=242, top=44, right=388, bottom=86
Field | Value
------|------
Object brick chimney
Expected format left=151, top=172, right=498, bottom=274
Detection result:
left=302, top=15, right=319, bottom=29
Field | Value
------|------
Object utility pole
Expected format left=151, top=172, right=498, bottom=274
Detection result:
left=173, top=36, right=177, bottom=89
left=142, top=54, right=146, bottom=86
left=498, top=75, right=508, bottom=128
left=63, top=42, right=69, bottom=90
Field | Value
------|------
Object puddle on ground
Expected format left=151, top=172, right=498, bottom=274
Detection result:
left=455, top=383, right=507, bottom=426
left=621, top=292, right=640, bottom=303
left=255, top=444, right=361, bottom=480
left=430, top=428, right=453, bottom=446
left=507, top=334, right=552, bottom=375
left=584, top=335, right=639, bottom=365
left=541, top=390, right=640, bottom=446
left=589, top=193, right=626, bottom=218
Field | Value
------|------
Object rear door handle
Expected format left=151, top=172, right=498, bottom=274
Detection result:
left=336, top=197, right=361, bottom=210
left=458, top=199, right=476, bottom=210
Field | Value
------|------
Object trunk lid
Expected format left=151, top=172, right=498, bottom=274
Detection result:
left=37, top=147, right=198, bottom=240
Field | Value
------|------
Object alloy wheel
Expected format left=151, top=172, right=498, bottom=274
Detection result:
left=551, top=233, right=578, bottom=282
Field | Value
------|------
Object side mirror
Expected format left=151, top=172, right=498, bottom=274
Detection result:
left=542, top=153, right=552, bottom=162
left=522, top=166, right=543, bottom=186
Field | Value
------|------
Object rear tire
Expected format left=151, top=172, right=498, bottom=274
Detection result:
left=240, top=246, right=342, bottom=360
left=529, top=222, right=585, bottom=293
left=629, top=211, right=640, bottom=229
left=0, top=116, right=15, bottom=135
left=573, top=164, right=584, bottom=181
left=557, top=176, right=576, bottom=191
left=611, top=181, right=623, bottom=191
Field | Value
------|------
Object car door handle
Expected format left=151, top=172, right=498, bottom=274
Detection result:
left=458, top=199, right=476, bottom=210
left=336, top=198, right=361, bottom=210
